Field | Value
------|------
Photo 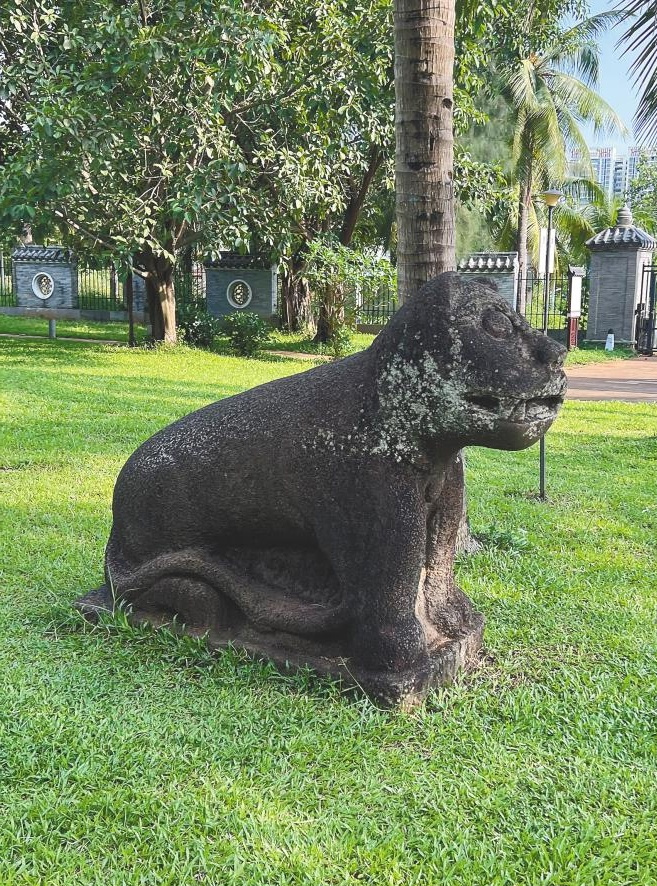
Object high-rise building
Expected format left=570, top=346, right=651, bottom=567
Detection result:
left=568, top=146, right=657, bottom=202
left=590, top=147, right=616, bottom=199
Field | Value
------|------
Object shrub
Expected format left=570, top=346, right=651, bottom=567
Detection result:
left=327, top=325, right=354, bottom=359
left=176, top=302, right=222, bottom=349
left=221, top=311, right=270, bottom=357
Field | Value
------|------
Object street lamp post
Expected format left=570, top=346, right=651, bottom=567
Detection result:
left=539, top=188, right=562, bottom=501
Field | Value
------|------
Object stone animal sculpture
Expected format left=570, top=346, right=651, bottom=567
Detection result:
left=77, top=272, right=567, bottom=705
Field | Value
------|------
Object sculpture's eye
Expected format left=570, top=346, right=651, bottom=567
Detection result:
left=482, top=309, right=514, bottom=339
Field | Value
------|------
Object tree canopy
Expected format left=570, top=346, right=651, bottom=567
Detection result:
left=0, top=0, right=620, bottom=336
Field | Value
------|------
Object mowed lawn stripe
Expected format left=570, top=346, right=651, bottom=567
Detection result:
left=0, top=337, right=655, bottom=886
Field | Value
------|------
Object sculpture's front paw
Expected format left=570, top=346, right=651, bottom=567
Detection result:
left=351, top=616, right=429, bottom=674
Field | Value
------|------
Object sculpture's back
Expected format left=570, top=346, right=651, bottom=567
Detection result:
left=77, top=273, right=566, bottom=705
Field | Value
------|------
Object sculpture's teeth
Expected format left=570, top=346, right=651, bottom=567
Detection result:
left=510, top=402, right=527, bottom=422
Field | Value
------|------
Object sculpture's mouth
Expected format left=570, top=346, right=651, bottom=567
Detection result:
left=465, top=384, right=566, bottom=428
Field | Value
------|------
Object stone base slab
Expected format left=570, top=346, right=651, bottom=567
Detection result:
left=75, top=585, right=485, bottom=708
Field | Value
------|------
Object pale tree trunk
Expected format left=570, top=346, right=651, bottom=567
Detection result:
left=281, top=255, right=313, bottom=332
left=394, top=0, right=477, bottom=553
left=515, top=179, right=532, bottom=316
left=394, top=0, right=455, bottom=304
left=313, top=284, right=345, bottom=344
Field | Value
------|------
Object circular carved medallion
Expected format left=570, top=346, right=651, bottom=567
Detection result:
left=226, top=279, right=253, bottom=309
left=32, top=272, right=55, bottom=300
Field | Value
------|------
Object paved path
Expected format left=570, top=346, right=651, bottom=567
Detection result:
left=0, top=332, right=123, bottom=345
left=566, top=356, right=657, bottom=402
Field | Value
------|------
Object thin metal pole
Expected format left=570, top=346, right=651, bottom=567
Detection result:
left=539, top=203, right=555, bottom=501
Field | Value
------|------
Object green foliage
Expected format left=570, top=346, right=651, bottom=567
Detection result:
left=1, top=336, right=656, bottom=884
left=220, top=311, right=270, bottom=357
left=0, top=0, right=540, bottom=279
left=628, top=156, right=657, bottom=234
left=490, top=13, right=626, bottom=271
left=552, top=189, right=620, bottom=267
left=327, top=325, right=355, bottom=360
left=304, top=236, right=394, bottom=344
left=176, top=302, right=222, bottom=350
left=304, top=237, right=395, bottom=296
left=619, top=0, right=657, bottom=143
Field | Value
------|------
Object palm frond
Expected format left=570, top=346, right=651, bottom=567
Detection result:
left=543, top=13, right=623, bottom=84
left=549, top=72, right=627, bottom=136
left=618, top=0, right=657, bottom=143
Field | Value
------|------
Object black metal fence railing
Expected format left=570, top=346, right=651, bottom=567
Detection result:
left=355, top=281, right=397, bottom=325
left=0, top=254, right=14, bottom=306
left=352, top=273, right=588, bottom=334
left=174, top=262, right=206, bottom=308
left=636, top=263, right=657, bottom=355
left=517, top=271, right=588, bottom=338
left=78, top=262, right=124, bottom=311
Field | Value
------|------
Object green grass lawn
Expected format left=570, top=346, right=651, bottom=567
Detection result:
left=0, top=312, right=637, bottom=365
left=565, top=341, right=635, bottom=365
left=1, top=338, right=656, bottom=885
left=0, top=313, right=146, bottom=343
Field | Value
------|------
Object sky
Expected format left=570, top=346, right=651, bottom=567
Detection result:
left=579, top=0, right=640, bottom=152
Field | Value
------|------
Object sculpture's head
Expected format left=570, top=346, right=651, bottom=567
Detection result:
left=373, top=272, right=567, bottom=456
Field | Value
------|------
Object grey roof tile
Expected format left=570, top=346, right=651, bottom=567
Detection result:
left=586, top=205, right=656, bottom=249
left=204, top=252, right=272, bottom=269
left=586, top=225, right=656, bottom=248
left=12, top=245, right=72, bottom=263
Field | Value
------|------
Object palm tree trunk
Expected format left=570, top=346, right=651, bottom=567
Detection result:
left=394, top=0, right=476, bottom=553
left=394, top=0, right=455, bottom=304
left=516, top=179, right=532, bottom=315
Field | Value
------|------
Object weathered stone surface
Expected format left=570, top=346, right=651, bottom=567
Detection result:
left=77, top=273, right=567, bottom=705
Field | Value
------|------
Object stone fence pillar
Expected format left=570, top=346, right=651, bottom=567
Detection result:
left=457, top=252, right=519, bottom=310
left=12, top=245, right=77, bottom=309
left=585, top=205, right=656, bottom=344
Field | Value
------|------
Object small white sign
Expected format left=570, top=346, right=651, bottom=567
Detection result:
left=605, top=331, right=615, bottom=351
left=569, top=277, right=582, bottom=318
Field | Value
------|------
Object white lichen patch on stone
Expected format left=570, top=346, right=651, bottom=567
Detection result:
left=370, top=351, right=471, bottom=462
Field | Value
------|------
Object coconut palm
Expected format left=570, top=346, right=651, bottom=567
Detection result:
left=553, top=185, right=622, bottom=266
left=619, top=0, right=657, bottom=144
left=498, top=14, right=626, bottom=311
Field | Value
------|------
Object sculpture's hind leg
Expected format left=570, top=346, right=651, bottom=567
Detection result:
left=128, top=575, right=240, bottom=634
left=75, top=575, right=237, bottom=636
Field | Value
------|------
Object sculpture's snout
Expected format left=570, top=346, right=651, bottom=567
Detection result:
left=535, top=333, right=566, bottom=369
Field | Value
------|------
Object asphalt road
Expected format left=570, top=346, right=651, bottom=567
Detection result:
left=566, top=355, right=657, bottom=402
